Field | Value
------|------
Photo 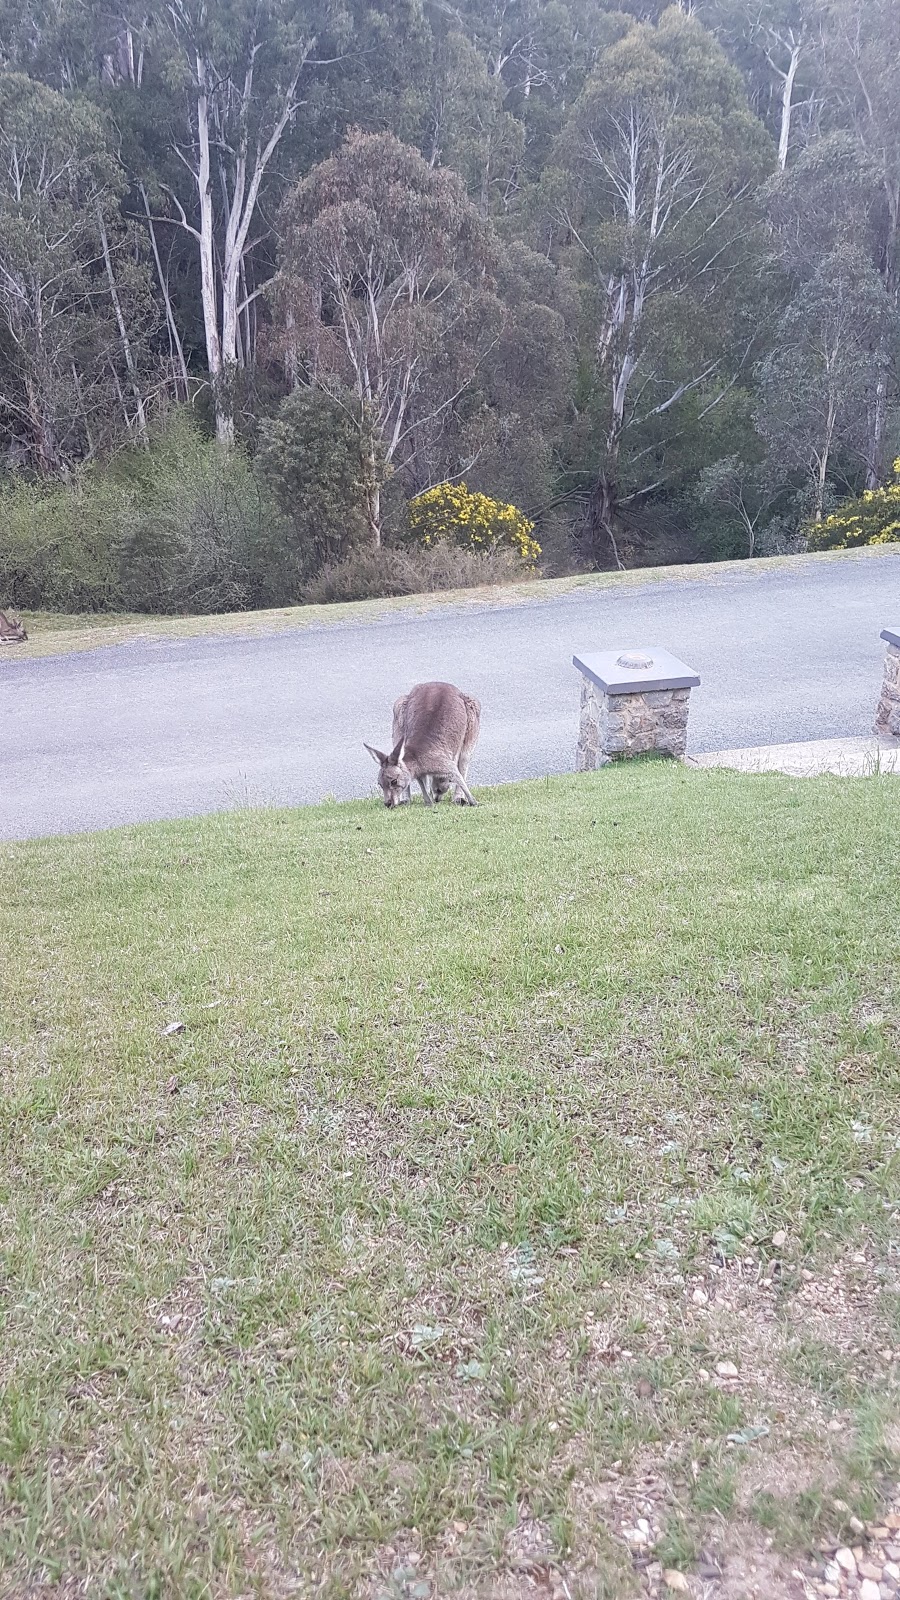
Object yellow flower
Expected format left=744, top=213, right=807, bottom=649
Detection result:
left=408, top=482, right=540, bottom=563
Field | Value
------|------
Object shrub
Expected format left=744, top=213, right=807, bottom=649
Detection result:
left=807, top=460, right=900, bottom=550
left=0, top=475, right=124, bottom=611
left=303, top=543, right=533, bottom=604
left=255, top=389, right=369, bottom=581
left=114, top=410, right=282, bottom=613
left=406, top=482, right=540, bottom=562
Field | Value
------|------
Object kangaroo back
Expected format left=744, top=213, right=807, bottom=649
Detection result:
left=392, top=682, right=479, bottom=769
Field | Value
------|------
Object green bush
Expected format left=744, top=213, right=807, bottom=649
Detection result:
left=114, top=411, right=282, bottom=613
left=0, top=475, right=124, bottom=611
left=0, top=412, right=292, bottom=615
left=256, top=389, right=369, bottom=582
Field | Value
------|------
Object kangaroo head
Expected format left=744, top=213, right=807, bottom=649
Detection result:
left=364, top=739, right=411, bottom=807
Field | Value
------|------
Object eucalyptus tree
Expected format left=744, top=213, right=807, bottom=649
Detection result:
left=551, top=8, right=773, bottom=565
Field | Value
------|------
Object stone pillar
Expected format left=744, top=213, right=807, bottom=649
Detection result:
left=874, top=627, right=900, bottom=740
left=574, top=648, right=700, bottom=770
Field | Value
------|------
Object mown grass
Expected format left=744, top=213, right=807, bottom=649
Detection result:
left=1, top=763, right=899, bottom=1598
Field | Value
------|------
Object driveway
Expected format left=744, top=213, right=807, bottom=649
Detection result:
left=2, top=551, right=898, bottom=840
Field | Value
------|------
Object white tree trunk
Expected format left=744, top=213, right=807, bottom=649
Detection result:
left=778, top=44, right=802, bottom=169
left=97, top=206, right=148, bottom=441
left=194, top=55, right=226, bottom=439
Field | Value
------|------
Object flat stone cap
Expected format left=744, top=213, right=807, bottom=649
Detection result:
left=573, top=647, right=700, bottom=695
left=881, top=626, right=900, bottom=648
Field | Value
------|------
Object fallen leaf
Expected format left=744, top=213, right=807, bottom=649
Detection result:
left=727, top=1423, right=769, bottom=1445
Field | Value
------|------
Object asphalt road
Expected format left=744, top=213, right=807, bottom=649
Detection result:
left=2, top=552, right=898, bottom=840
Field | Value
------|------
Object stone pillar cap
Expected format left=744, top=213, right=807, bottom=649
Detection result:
left=573, top=647, right=700, bottom=695
left=881, top=626, right=900, bottom=648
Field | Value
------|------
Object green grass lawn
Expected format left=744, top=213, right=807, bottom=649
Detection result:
left=1, top=765, right=899, bottom=1599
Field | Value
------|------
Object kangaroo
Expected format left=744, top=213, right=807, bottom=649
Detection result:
left=365, top=681, right=481, bottom=808
left=0, top=608, right=27, bottom=643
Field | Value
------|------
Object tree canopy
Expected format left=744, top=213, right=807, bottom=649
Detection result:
left=1, top=0, right=898, bottom=598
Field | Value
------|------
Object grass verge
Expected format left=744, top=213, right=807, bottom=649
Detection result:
left=1, top=764, right=899, bottom=1599
left=5, top=543, right=897, bottom=663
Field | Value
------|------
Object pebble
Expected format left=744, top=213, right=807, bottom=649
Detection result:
left=772, top=1229, right=787, bottom=1248
left=824, top=1562, right=841, bottom=1583
left=885, top=1563, right=900, bottom=1581
left=716, top=1360, right=739, bottom=1378
left=692, top=1287, right=709, bottom=1305
left=860, top=1581, right=881, bottom=1600
left=861, top=1562, right=884, bottom=1580
left=663, top=1573, right=690, bottom=1593
left=821, top=1586, right=840, bottom=1597
left=836, top=1548, right=858, bottom=1574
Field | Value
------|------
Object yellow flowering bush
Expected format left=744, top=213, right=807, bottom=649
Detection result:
left=808, top=459, right=900, bottom=550
left=407, top=482, right=541, bottom=563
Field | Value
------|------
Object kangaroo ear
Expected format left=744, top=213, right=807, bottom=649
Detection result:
left=364, top=742, right=388, bottom=765
left=390, top=739, right=405, bottom=766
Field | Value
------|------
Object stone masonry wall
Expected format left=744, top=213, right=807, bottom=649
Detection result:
left=875, top=642, right=900, bottom=739
left=576, top=676, right=691, bottom=769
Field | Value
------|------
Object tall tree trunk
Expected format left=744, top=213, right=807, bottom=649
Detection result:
left=97, top=207, right=148, bottom=441
left=814, top=396, right=837, bottom=521
left=363, top=446, right=382, bottom=547
left=777, top=44, right=802, bottom=170
left=194, top=55, right=227, bottom=441
left=140, top=184, right=190, bottom=400
left=588, top=474, right=624, bottom=570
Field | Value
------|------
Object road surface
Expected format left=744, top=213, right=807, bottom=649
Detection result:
left=2, top=552, right=898, bottom=839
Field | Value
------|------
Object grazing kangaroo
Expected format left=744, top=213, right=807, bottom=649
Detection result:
left=0, top=608, right=27, bottom=643
left=365, top=681, right=481, bottom=808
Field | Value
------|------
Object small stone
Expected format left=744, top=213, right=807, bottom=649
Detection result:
left=888, top=1517, right=900, bottom=1531
left=861, top=1562, right=885, bottom=1579
left=663, top=1573, right=690, bottom=1593
left=850, top=1516, right=866, bottom=1533
left=646, top=1564, right=663, bottom=1582
left=692, top=1288, right=709, bottom=1306
left=827, top=1418, right=843, bottom=1432
left=885, top=1562, right=900, bottom=1581
left=771, top=1230, right=787, bottom=1248
left=871, top=1527, right=892, bottom=1540
left=716, top=1360, right=739, bottom=1378
left=860, top=1581, right=881, bottom=1600
left=823, top=1562, right=841, bottom=1583
left=835, top=1548, right=857, bottom=1574
left=697, top=1368, right=711, bottom=1382
left=821, top=1586, right=840, bottom=1598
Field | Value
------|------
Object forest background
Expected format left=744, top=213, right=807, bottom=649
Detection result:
left=0, top=0, right=898, bottom=614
